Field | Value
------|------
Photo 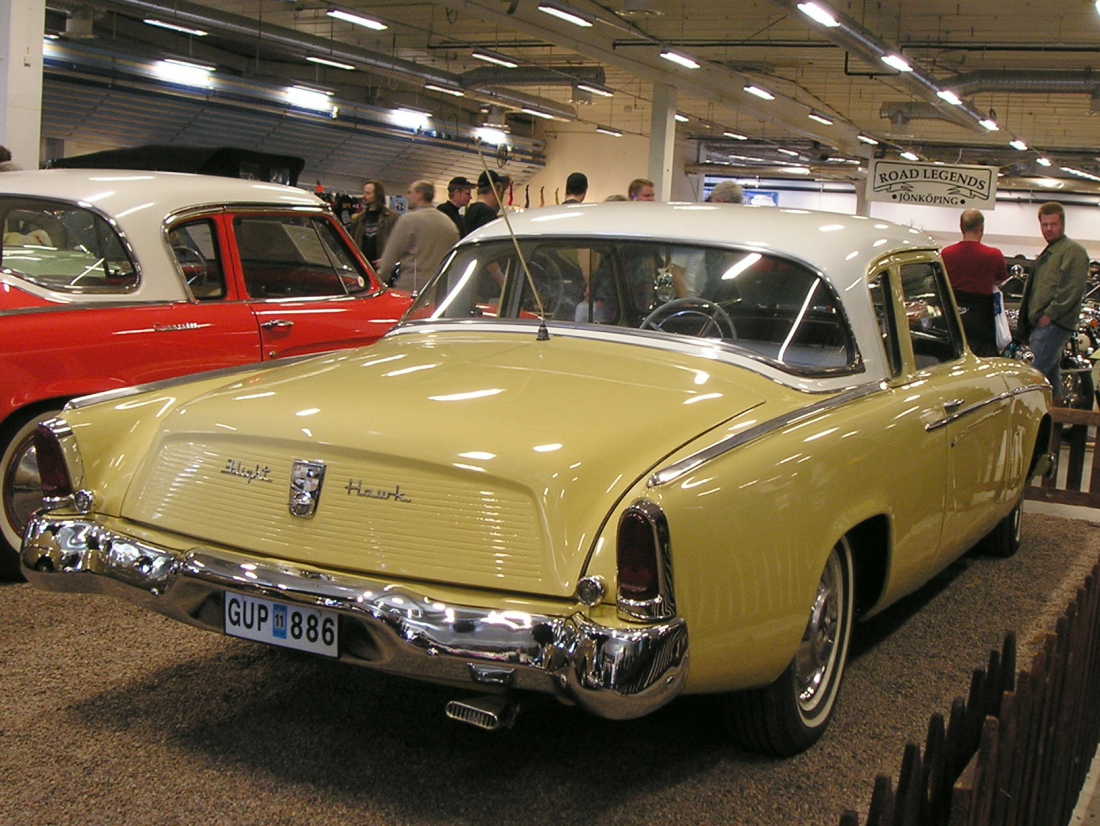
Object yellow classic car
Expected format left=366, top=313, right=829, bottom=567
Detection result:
left=21, top=202, right=1052, bottom=756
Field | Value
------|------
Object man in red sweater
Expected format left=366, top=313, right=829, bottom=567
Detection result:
left=940, top=209, right=1009, bottom=356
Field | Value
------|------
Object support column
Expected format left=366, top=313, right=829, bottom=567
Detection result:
left=0, top=0, right=45, bottom=168
left=648, top=83, right=677, bottom=201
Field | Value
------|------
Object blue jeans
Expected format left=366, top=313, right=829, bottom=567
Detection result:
left=1030, top=322, right=1073, bottom=399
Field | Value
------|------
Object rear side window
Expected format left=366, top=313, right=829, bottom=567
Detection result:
left=169, top=219, right=226, bottom=300
left=0, top=197, right=137, bottom=292
left=232, top=214, right=370, bottom=299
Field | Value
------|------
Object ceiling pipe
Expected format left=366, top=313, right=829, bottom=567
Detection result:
left=88, top=0, right=576, bottom=118
left=765, top=0, right=987, bottom=133
left=460, top=66, right=606, bottom=87
left=944, top=69, right=1100, bottom=97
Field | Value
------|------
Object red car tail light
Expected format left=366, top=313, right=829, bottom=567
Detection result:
left=616, top=501, right=675, bottom=620
left=618, top=509, right=660, bottom=601
left=34, top=425, right=74, bottom=502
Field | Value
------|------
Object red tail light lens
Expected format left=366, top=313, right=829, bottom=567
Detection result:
left=34, top=425, right=73, bottom=501
left=617, top=508, right=660, bottom=602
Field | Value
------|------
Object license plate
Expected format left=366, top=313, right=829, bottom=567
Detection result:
left=224, top=593, right=338, bottom=657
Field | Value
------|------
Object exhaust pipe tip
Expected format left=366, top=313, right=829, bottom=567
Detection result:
left=445, top=695, right=519, bottom=731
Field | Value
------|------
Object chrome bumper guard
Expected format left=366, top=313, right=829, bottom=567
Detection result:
left=21, top=515, right=688, bottom=721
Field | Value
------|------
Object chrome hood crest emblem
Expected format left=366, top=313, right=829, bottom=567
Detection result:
left=288, top=460, right=326, bottom=519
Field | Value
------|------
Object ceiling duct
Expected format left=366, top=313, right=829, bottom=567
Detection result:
left=64, top=5, right=95, bottom=38
left=460, top=66, right=606, bottom=88
left=944, top=69, right=1100, bottom=98
left=90, top=0, right=573, bottom=118
left=765, top=0, right=987, bottom=133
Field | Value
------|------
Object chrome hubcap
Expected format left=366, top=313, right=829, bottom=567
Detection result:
left=794, top=551, right=842, bottom=711
left=3, top=434, right=41, bottom=541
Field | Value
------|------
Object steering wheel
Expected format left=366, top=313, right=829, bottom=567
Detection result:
left=173, top=245, right=211, bottom=289
left=641, top=297, right=736, bottom=340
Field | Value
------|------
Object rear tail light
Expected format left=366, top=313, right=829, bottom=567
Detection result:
left=616, top=501, right=674, bottom=620
left=34, top=425, right=74, bottom=503
left=618, top=510, right=660, bottom=601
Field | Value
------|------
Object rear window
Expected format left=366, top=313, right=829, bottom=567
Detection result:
left=407, top=238, right=859, bottom=375
left=0, top=197, right=138, bottom=292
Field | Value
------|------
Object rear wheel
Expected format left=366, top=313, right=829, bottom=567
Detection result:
left=978, top=496, right=1023, bottom=558
left=722, top=537, right=855, bottom=756
left=0, top=407, right=62, bottom=580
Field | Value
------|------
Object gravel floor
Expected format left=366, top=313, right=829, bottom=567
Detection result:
left=2, top=512, right=1098, bottom=826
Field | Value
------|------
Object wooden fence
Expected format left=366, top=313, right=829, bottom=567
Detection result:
left=837, top=558, right=1100, bottom=826
left=1027, top=408, right=1100, bottom=508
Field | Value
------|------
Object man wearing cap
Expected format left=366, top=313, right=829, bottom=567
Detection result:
left=464, top=170, right=509, bottom=235
left=438, top=176, right=473, bottom=236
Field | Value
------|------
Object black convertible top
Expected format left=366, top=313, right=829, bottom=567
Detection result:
left=48, top=145, right=305, bottom=187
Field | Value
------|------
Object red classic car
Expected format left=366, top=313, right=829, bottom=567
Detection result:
left=0, top=169, right=413, bottom=575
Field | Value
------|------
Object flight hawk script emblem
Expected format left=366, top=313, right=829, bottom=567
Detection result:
left=289, top=460, right=327, bottom=518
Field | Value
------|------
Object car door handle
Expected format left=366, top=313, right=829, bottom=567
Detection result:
left=944, top=398, right=965, bottom=413
left=260, top=319, right=294, bottom=330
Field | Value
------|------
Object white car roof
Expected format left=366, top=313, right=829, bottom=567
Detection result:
left=0, top=169, right=323, bottom=303
left=464, top=201, right=938, bottom=297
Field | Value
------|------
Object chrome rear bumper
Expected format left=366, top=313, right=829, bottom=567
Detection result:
left=21, top=515, right=688, bottom=721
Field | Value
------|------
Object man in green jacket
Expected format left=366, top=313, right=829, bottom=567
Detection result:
left=1020, top=202, right=1090, bottom=403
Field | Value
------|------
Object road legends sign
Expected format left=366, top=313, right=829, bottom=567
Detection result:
left=868, top=159, right=997, bottom=210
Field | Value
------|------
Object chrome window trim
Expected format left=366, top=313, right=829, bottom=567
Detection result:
left=0, top=194, right=144, bottom=295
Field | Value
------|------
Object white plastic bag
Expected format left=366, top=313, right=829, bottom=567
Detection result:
left=993, top=286, right=1012, bottom=352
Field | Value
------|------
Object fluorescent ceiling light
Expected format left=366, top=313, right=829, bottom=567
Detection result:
left=471, top=49, right=518, bottom=69
left=306, top=56, right=355, bottom=70
left=880, top=54, right=912, bottom=72
left=595, top=125, right=623, bottom=137
left=537, top=2, right=593, bottom=27
left=1037, top=157, right=1052, bottom=167
left=1009, top=139, right=1028, bottom=151
left=519, top=107, right=554, bottom=120
left=674, top=113, right=690, bottom=123
left=325, top=8, right=387, bottom=31
left=900, top=151, right=919, bottom=161
left=391, top=108, right=431, bottom=130
left=425, top=83, right=465, bottom=97
left=782, top=167, right=811, bottom=175
left=475, top=127, right=510, bottom=146
left=796, top=2, right=841, bottom=27
left=576, top=82, right=614, bottom=98
left=744, top=85, right=775, bottom=100
left=143, top=18, right=208, bottom=36
left=162, top=57, right=215, bottom=72
left=660, top=50, right=701, bottom=70
left=808, top=112, right=833, bottom=125
left=723, top=131, right=748, bottom=140
left=936, top=89, right=962, bottom=105
left=286, top=86, right=335, bottom=111
left=777, top=147, right=799, bottom=157
left=1061, top=166, right=1100, bottom=182
left=979, top=118, right=999, bottom=131
left=857, top=134, right=879, bottom=145
left=154, top=59, right=214, bottom=87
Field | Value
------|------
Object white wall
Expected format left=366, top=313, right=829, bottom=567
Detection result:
left=524, top=128, right=701, bottom=203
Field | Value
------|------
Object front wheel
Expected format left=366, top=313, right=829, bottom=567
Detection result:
left=0, top=407, right=62, bottom=580
left=722, top=537, right=855, bottom=756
